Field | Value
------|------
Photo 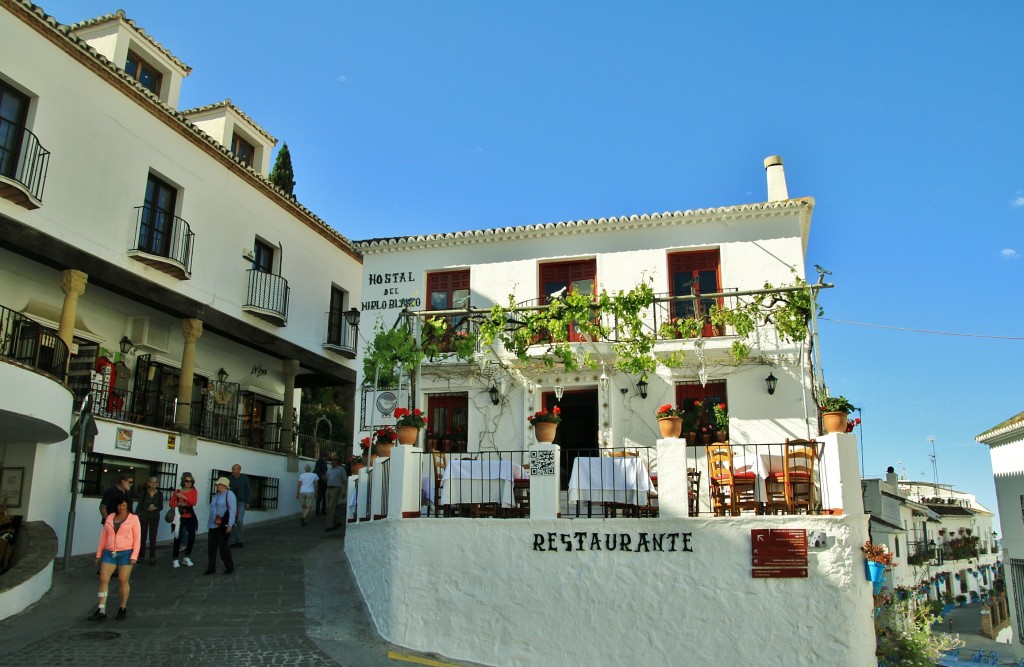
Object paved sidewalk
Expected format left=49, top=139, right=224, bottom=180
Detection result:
left=0, top=512, right=478, bottom=666
left=934, top=602, right=1017, bottom=664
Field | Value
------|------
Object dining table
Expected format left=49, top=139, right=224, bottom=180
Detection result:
left=438, top=459, right=529, bottom=509
left=567, top=456, right=655, bottom=511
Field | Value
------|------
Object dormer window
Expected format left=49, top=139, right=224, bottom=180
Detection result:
left=231, top=133, right=255, bottom=167
left=125, top=50, right=162, bottom=95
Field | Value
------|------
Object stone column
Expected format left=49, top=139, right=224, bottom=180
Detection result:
left=57, top=270, right=88, bottom=350
left=173, top=318, right=203, bottom=431
left=281, top=358, right=299, bottom=459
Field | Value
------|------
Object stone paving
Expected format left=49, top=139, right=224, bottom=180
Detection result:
left=0, top=512, right=478, bottom=666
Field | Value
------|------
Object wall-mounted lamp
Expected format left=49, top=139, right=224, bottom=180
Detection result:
left=599, top=371, right=610, bottom=393
left=344, top=307, right=360, bottom=327
left=217, top=368, right=229, bottom=384
left=765, top=372, right=778, bottom=395
left=635, top=378, right=649, bottom=400
left=620, top=387, right=629, bottom=395
left=488, top=385, right=500, bottom=405
left=553, top=384, right=564, bottom=401
left=119, top=336, right=133, bottom=355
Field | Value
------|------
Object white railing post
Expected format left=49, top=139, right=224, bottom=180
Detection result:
left=529, top=443, right=560, bottom=519
left=655, top=437, right=689, bottom=517
left=819, top=432, right=863, bottom=515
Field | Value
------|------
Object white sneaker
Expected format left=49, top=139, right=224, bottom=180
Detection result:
left=172, top=560, right=180, bottom=569
left=182, top=557, right=194, bottom=567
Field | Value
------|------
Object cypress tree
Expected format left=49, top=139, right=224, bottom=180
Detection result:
left=269, top=142, right=296, bottom=196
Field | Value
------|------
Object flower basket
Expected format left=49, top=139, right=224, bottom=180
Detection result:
left=396, top=426, right=419, bottom=445
left=658, top=416, right=682, bottom=438
left=866, top=561, right=886, bottom=593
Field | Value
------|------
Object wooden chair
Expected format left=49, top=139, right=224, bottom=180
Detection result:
left=687, top=468, right=701, bottom=517
left=430, top=450, right=448, bottom=517
left=706, top=444, right=759, bottom=516
left=765, top=439, right=818, bottom=514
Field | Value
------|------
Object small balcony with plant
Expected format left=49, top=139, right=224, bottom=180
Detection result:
left=128, top=205, right=195, bottom=279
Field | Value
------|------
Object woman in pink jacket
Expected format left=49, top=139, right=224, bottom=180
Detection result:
left=89, top=498, right=140, bottom=621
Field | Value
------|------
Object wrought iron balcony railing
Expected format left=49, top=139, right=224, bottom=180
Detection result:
left=129, top=206, right=195, bottom=278
left=0, top=124, right=49, bottom=207
left=0, top=304, right=68, bottom=380
left=244, top=269, right=289, bottom=325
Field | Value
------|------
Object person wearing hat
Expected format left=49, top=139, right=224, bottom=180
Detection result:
left=204, top=477, right=237, bottom=575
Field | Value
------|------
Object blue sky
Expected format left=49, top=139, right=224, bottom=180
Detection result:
left=49, top=1, right=1023, bottom=528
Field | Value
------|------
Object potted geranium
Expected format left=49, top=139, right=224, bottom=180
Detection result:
left=394, top=407, right=427, bottom=445
left=655, top=403, right=683, bottom=438
left=528, top=406, right=561, bottom=443
left=863, top=540, right=896, bottom=593
left=712, top=402, right=728, bottom=441
left=681, top=400, right=702, bottom=444
left=820, top=394, right=855, bottom=434
left=374, top=426, right=397, bottom=458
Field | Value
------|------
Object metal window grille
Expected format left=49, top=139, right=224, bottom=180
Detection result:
left=1012, top=558, right=1024, bottom=644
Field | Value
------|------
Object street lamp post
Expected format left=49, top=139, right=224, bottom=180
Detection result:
left=927, top=436, right=939, bottom=491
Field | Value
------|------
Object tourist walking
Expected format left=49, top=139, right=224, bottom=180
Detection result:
left=89, top=499, right=140, bottom=621
left=170, top=472, right=198, bottom=568
left=99, top=473, right=133, bottom=524
left=297, top=464, right=318, bottom=526
left=204, top=477, right=236, bottom=575
left=135, top=476, right=163, bottom=565
left=323, top=457, right=346, bottom=531
left=228, top=463, right=251, bottom=547
left=314, top=453, right=328, bottom=515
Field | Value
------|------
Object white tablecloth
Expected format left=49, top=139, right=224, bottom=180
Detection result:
left=567, top=457, right=654, bottom=505
left=439, top=460, right=528, bottom=508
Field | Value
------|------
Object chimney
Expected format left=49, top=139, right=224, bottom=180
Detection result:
left=885, top=466, right=898, bottom=487
left=763, top=155, right=788, bottom=202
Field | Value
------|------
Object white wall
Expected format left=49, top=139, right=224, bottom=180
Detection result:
left=346, top=514, right=875, bottom=667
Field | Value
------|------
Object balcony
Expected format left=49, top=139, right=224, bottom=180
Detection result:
left=0, top=126, right=49, bottom=209
left=323, top=307, right=358, bottom=358
left=0, top=304, right=68, bottom=381
left=244, top=269, right=289, bottom=325
left=128, top=206, right=195, bottom=279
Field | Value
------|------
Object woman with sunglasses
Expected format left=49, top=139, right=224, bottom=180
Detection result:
left=170, top=472, right=198, bottom=568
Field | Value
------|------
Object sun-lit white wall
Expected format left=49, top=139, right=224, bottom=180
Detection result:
left=346, top=514, right=875, bottom=667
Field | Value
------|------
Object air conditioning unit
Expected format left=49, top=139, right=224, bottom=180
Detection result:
left=243, top=248, right=255, bottom=261
left=127, top=316, right=171, bottom=353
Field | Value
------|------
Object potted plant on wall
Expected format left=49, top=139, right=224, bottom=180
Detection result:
left=527, top=406, right=561, bottom=443
left=374, top=426, right=397, bottom=458
left=655, top=403, right=683, bottom=438
left=394, top=407, right=427, bottom=445
left=863, top=540, right=897, bottom=594
left=712, top=402, right=729, bottom=442
left=819, top=394, right=855, bottom=434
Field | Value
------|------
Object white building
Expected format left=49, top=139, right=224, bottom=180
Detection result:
left=0, top=0, right=361, bottom=604
left=863, top=471, right=1000, bottom=604
left=343, top=159, right=878, bottom=666
left=978, top=410, right=1024, bottom=656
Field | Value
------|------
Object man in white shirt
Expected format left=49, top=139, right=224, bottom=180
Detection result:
left=296, top=464, right=318, bottom=526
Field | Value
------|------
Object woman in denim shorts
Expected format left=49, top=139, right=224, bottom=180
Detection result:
left=89, top=499, right=140, bottom=621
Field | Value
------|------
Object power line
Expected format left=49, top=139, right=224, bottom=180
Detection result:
left=820, top=318, right=1024, bottom=341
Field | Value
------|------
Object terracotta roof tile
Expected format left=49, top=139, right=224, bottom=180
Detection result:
left=181, top=99, right=277, bottom=144
left=69, top=9, right=191, bottom=74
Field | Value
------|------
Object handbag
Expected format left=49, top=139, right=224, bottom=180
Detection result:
left=164, top=506, right=175, bottom=523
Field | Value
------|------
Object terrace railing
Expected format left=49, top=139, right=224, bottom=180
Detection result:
left=0, top=304, right=68, bottom=380
left=0, top=125, right=49, bottom=205
left=244, top=269, right=290, bottom=324
left=131, top=205, right=195, bottom=277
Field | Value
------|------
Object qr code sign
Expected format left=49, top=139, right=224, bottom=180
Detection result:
left=530, top=449, right=555, bottom=476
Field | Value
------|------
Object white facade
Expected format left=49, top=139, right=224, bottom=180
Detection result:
left=978, top=411, right=1024, bottom=658
left=0, top=2, right=361, bottom=563
left=355, top=197, right=819, bottom=455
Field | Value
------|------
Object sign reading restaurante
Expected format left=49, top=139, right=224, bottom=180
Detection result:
left=532, top=532, right=693, bottom=553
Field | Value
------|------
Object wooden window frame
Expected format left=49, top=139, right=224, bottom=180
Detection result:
left=231, top=132, right=256, bottom=167
left=125, top=50, right=163, bottom=95
left=675, top=380, right=727, bottom=430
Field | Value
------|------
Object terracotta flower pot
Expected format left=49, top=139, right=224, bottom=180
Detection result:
left=715, top=430, right=728, bottom=443
left=376, top=441, right=394, bottom=458
left=396, top=426, right=419, bottom=445
left=657, top=416, right=682, bottom=439
left=534, top=421, right=557, bottom=443
left=821, top=411, right=848, bottom=434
